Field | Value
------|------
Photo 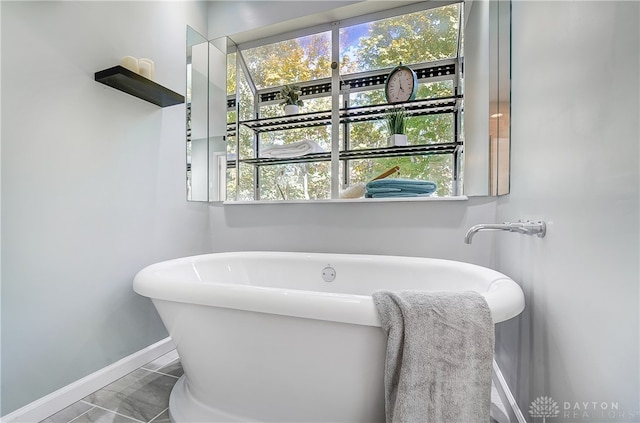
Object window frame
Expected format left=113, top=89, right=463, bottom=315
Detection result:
left=227, top=0, right=464, bottom=201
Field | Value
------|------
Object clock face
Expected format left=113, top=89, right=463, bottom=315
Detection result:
left=385, top=67, right=417, bottom=103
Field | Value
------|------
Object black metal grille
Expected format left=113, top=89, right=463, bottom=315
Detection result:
left=239, top=96, right=460, bottom=133
left=254, top=61, right=458, bottom=104
left=228, top=142, right=461, bottom=167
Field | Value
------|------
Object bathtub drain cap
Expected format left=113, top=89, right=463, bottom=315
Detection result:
left=321, top=266, right=336, bottom=282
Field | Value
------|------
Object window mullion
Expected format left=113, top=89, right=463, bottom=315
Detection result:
left=330, top=22, right=340, bottom=199
left=343, top=94, right=350, bottom=188
left=254, top=91, right=260, bottom=200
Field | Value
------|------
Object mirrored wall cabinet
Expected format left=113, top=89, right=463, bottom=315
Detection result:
left=187, top=0, right=510, bottom=202
left=186, top=27, right=227, bottom=201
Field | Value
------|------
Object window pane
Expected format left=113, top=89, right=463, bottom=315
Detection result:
left=260, top=163, right=331, bottom=200
left=349, top=89, right=386, bottom=107
left=226, top=134, right=236, bottom=156
left=227, top=52, right=236, bottom=95
left=415, top=80, right=454, bottom=100
left=348, top=155, right=453, bottom=197
left=347, top=80, right=453, bottom=109
left=236, top=162, right=256, bottom=201
left=348, top=121, right=386, bottom=150
left=339, top=3, right=461, bottom=74
left=242, top=31, right=332, bottom=90
left=408, top=114, right=454, bottom=144
left=260, top=95, right=331, bottom=118
left=348, top=114, right=453, bottom=150
left=226, top=165, right=236, bottom=201
left=259, top=126, right=331, bottom=155
left=238, top=126, right=255, bottom=159
left=237, top=67, right=254, bottom=122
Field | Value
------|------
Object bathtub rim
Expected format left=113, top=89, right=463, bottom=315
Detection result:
left=133, top=251, right=525, bottom=325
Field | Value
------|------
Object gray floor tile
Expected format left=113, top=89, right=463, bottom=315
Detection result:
left=141, top=350, right=179, bottom=372
left=40, top=402, right=93, bottom=423
left=148, top=409, right=170, bottom=423
left=83, top=369, right=177, bottom=423
left=156, top=360, right=183, bottom=378
left=70, top=407, right=140, bottom=423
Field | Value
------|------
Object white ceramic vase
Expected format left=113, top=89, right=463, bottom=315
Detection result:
left=387, top=134, right=408, bottom=147
left=284, top=105, right=299, bottom=115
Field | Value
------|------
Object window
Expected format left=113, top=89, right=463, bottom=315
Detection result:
left=339, top=5, right=461, bottom=74
left=242, top=31, right=332, bottom=90
left=227, top=2, right=463, bottom=201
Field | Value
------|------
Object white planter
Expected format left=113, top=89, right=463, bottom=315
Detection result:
left=284, top=105, right=299, bottom=115
left=387, top=134, right=408, bottom=147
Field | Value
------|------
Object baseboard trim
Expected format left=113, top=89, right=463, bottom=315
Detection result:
left=493, top=359, right=527, bottom=423
left=1, top=337, right=174, bottom=423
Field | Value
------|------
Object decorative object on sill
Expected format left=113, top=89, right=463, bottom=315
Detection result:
left=365, top=178, right=437, bottom=198
left=384, top=63, right=418, bottom=103
left=385, top=108, right=408, bottom=147
left=339, top=183, right=366, bottom=199
left=260, top=139, right=324, bottom=159
left=277, top=84, right=304, bottom=115
left=276, top=184, right=287, bottom=201
left=138, top=58, right=155, bottom=80
left=120, top=56, right=139, bottom=73
left=339, top=166, right=401, bottom=199
left=284, top=104, right=299, bottom=115
left=372, top=165, right=400, bottom=181
left=94, top=65, right=184, bottom=107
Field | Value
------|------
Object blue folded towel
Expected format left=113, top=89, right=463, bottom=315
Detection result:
left=365, top=178, right=437, bottom=198
left=367, top=186, right=435, bottom=194
left=367, top=178, right=437, bottom=190
left=365, top=192, right=434, bottom=198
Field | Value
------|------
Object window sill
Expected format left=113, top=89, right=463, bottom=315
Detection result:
left=222, top=195, right=468, bottom=205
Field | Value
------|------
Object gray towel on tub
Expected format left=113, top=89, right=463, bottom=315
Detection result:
left=372, top=290, right=494, bottom=423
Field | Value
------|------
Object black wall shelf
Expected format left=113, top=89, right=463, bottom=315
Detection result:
left=95, top=65, right=184, bottom=107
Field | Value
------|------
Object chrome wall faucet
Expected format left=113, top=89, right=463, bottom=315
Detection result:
left=465, top=220, right=547, bottom=244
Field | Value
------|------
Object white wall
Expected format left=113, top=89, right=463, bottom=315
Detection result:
left=495, top=1, right=640, bottom=420
left=1, top=1, right=211, bottom=415
left=208, top=198, right=498, bottom=266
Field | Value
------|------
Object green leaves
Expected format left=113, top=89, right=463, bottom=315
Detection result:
left=277, top=84, right=304, bottom=107
left=385, top=108, right=407, bottom=135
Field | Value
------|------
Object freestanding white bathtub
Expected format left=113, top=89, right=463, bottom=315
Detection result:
left=133, top=251, right=524, bottom=423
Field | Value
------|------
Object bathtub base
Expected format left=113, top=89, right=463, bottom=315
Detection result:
left=169, top=376, right=248, bottom=423
left=169, top=371, right=511, bottom=423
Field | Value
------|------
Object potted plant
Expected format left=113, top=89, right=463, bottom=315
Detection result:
left=385, top=108, right=408, bottom=146
left=278, top=84, right=304, bottom=115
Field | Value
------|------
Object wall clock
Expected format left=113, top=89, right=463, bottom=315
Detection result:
left=384, top=64, right=418, bottom=103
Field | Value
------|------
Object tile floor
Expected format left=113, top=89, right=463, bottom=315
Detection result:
left=40, top=350, right=182, bottom=423
left=38, top=349, right=506, bottom=423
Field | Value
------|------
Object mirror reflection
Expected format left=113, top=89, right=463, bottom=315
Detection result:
left=489, top=0, right=511, bottom=196
left=186, top=26, right=227, bottom=202
left=186, top=26, right=208, bottom=202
